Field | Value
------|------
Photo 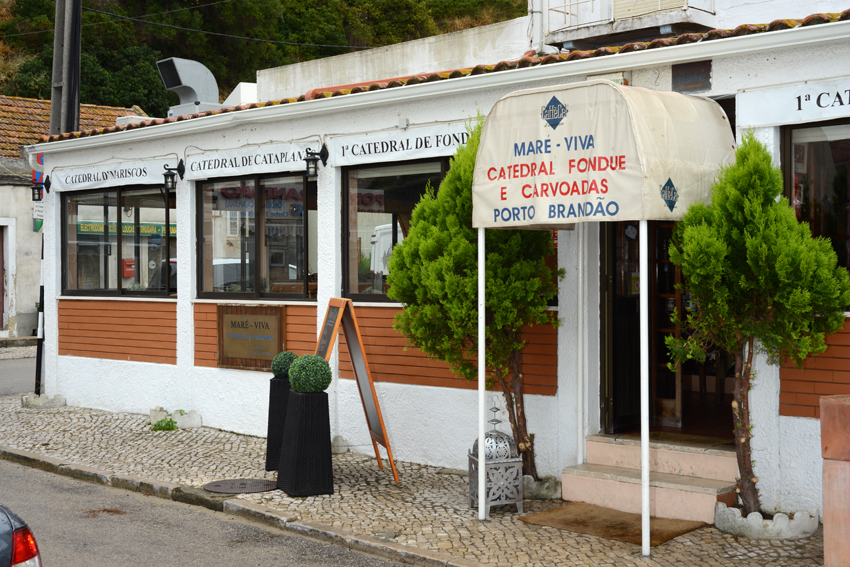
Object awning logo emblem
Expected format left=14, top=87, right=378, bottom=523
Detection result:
left=541, top=96, right=567, bottom=130
left=661, top=178, right=679, bottom=212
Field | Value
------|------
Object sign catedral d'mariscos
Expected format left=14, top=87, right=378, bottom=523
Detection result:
left=472, top=81, right=735, bottom=229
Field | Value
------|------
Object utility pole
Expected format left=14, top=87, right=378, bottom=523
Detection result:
left=49, top=0, right=82, bottom=134
left=37, top=0, right=81, bottom=395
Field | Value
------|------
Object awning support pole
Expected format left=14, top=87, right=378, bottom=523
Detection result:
left=478, top=226, right=487, bottom=521
left=640, top=219, right=650, bottom=556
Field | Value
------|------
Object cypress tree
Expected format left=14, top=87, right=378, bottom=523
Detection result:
left=667, top=131, right=849, bottom=515
left=388, top=117, right=561, bottom=478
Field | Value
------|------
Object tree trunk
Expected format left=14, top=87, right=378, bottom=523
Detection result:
left=496, top=349, right=538, bottom=480
left=732, top=337, right=760, bottom=515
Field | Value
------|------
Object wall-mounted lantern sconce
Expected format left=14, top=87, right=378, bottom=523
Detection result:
left=304, top=145, right=328, bottom=178
left=31, top=176, right=50, bottom=202
left=163, top=159, right=185, bottom=191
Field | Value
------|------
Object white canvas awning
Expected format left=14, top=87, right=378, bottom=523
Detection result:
left=470, top=80, right=735, bottom=557
left=472, top=79, right=736, bottom=228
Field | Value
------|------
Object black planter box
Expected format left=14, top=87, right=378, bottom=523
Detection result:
left=265, top=377, right=291, bottom=471
left=276, top=389, right=334, bottom=496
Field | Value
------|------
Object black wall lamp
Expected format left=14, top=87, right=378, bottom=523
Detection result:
left=304, top=145, right=328, bottom=178
left=31, top=176, right=50, bottom=202
left=163, top=159, right=185, bottom=191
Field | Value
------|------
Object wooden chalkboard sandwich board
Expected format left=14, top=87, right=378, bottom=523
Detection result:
left=316, top=298, right=399, bottom=483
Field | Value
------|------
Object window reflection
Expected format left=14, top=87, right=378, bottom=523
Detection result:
left=790, top=124, right=849, bottom=269
left=346, top=162, right=443, bottom=297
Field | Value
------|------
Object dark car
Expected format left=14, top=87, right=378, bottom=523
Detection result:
left=146, top=259, right=177, bottom=292
left=0, top=504, right=41, bottom=566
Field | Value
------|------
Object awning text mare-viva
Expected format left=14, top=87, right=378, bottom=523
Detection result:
left=472, top=79, right=736, bottom=228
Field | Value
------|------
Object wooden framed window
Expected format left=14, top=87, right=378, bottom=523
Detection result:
left=62, top=187, right=176, bottom=296
left=196, top=173, right=318, bottom=299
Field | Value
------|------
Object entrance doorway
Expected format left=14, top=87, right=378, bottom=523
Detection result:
left=0, top=226, right=4, bottom=329
left=600, top=221, right=733, bottom=440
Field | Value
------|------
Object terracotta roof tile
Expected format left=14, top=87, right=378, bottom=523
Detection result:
left=39, top=11, right=845, bottom=145
left=767, top=18, right=801, bottom=31
left=0, top=95, right=145, bottom=159
left=703, top=28, right=733, bottom=41
left=801, top=13, right=837, bottom=26
left=619, top=42, right=648, bottom=53
left=648, top=37, right=678, bottom=49
left=730, top=23, right=768, bottom=36
left=592, top=46, right=620, bottom=57
left=674, top=33, right=704, bottom=45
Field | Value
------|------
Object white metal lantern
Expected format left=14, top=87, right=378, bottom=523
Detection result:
left=469, top=398, right=523, bottom=515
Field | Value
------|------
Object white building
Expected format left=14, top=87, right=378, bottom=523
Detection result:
left=27, top=1, right=849, bottom=523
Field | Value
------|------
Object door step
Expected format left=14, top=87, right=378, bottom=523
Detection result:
left=562, top=463, right=736, bottom=524
left=586, top=433, right=738, bottom=483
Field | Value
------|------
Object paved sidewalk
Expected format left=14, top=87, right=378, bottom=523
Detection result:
left=0, top=395, right=824, bottom=566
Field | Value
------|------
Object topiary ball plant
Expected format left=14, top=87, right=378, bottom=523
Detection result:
left=288, top=354, right=332, bottom=393
left=271, top=351, right=298, bottom=379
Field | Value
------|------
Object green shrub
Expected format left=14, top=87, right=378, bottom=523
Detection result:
left=288, top=354, right=332, bottom=393
left=271, top=351, right=298, bottom=378
left=151, top=417, right=177, bottom=431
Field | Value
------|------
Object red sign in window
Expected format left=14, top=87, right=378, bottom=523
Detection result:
left=121, top=258, right=135, bottom=277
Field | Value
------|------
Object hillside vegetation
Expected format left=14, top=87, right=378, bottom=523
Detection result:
left=0, top=0, right=525, bottom=117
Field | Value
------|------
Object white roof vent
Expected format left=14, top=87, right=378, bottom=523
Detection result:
left=156, top=57, right=224, bottom=117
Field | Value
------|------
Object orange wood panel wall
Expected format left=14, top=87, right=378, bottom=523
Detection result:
left=58, top=300, right=176, bottom=364
left=193, top=303, right=318, bottom=367
left=337, top=306, right=558, bottom=396
left=194, top=303, right=218, bottom=368
left=779, top=319, right=850, bottom=418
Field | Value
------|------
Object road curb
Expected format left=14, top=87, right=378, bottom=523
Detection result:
left=222, top=499, right=295, bottom=530
left=0, top=445, right=64, bottom=473
left=58, top=463, right=111, bottom=485
left=0, top=445, right=488, bottom=567
left=172, top=485, right=230, bottom=512
left=111, top=474, right=181, bottom=499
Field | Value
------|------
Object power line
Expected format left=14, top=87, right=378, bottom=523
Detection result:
left=82, top=5, right=370, bottom=50
left=0, top=0, right=237, bottom=40
left=1, top=1, right=370, bottom=50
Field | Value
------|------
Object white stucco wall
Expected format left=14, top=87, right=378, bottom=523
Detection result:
left=257, top=17, right=533, bottom=102
left=33, top=23, right=849, bottom=491
left=40, top=70, right=590, bottom=477
left=0, top=164, right=42, bottom=337
left=714, top=0, right=849, bottom=28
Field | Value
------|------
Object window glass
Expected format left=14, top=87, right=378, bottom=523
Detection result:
left=200, top=180, right=256, bottom=293
left=261, top=176, right=305, bottom=295
left=198, top=175, right=316, bottom=298
left=346, top=162, right=442, bottom=297
left=63, top=188, right=176, bottom=296
left=64, top=191, right=118, bottom=291
left=790, top=124, right=849, bottom=268
left=121, top=188, right=175, bottom=293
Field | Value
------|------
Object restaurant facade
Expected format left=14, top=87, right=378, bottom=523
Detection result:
left=27, top=7, right=849, bottom=521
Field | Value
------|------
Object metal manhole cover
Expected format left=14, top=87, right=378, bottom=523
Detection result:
left=202, top=479, right=277, bottom=494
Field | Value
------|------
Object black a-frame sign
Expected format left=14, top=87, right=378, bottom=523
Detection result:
left=315, top=298, right=399, bottom=483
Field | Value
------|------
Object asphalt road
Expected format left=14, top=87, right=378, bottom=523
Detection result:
left=0, top=459, right=404, bottom=567
left=0, top=358, right=36, bottom=395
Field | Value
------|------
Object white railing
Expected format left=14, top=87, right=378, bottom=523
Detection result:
left=548, top=0, right=714, bottom=33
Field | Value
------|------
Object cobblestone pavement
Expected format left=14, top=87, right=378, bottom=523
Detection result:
left=0, top=395, right=824, bottom=566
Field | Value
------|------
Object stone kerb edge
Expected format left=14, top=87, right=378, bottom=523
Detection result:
left=0, top=445, right=64, bottom=473
left=715, top=502, right=819, bottom=539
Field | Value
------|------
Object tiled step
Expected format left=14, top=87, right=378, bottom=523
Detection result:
left=586, top=434, right=738, bottom=483
left=562, top=463, right=736, bottom=524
